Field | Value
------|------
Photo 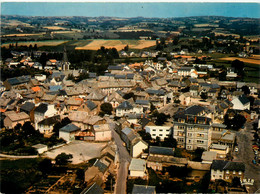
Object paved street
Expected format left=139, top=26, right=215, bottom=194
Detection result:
left=111, top=126, right=131, bottom=194
left=234, top=121, right=260, bottom=193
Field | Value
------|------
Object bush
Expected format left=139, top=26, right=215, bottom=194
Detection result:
left=55, top=153, right=73, bottom=165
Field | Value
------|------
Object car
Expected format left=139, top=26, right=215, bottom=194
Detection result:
left=252, top=160, right=257, bottom=164
left=235, top=147, right=239, bottom=152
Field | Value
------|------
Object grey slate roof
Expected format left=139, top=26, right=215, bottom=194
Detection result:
left=34, top=103, right=48, bottom=113
left=132, top=185, right=156, bottom=194
left=185, top=105, right=205, bottom=115
left=82, top=182, right=104, bottom=194
left=135, top=100, right=149, bottom=105
left=38, top=115, right=60, bottom=125
left=117, top=101, right=133, bottom=110
left=108, top=65, right=124, bottom=70
left=20, top=102, right=35, bottom=112
left=149, top=146, right=175, bottom=156
left=211, top=160, right=245, bottom=172
left=86, top=100, right=97, bottom=110
left=94, top=160, right=109, bottom=173
left=60, top=123, right=80, bottom=133
left=238, top=95, right=250, bottom=105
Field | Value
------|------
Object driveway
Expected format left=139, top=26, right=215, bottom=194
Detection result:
left=43, top=141, right=107, bottom=164
left=233, top=121, right=260, bottom=193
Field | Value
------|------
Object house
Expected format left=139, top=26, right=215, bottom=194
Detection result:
left=121, top=127, right=148, bottom=157
left=4, top=75, right=31, bottom=90
left=86, top=91, right=106, bottom=105
left=231, top=95, right=250, bottom=110
left=93, top=124, right=112, bottom=142
left=116, top=101, right=134, bottom=117
left=59, top=123, right=81, bottom=142
left=201, top=151, right=217, bottom=164
left=106, top=91, right=124, bottom=108
left=211, top=129, right=236, bottom=149
left=38, top=115, right=60, bottom=134
left=145, top=121, right=172, bottom=141
left=20, top=102, right=35, bottom=121
left=66, top=97, right=83, bottom=111
left=132, top=185, right=156, bottom=194
left=149, top=146, right=175, bottom=157
left=131, top=138, right=148, bottom=158
left=32, top=144, right=48, bottom=154
left=129, top=158, right=147, bottom=178
left=209, top=144, right=230, bottom=159
left=211, top=160, right=245, bottom=182
left=81, top=182, right=104, bottom=194
left=4, top=111, right=30, bottom=129
left=78, top=100, right=98, bottom=115
left=34, top=103, right=57, bottom=130
left=179, top=92, right=191, bottom=106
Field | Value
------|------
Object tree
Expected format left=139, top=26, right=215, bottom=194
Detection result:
left=150, top=103, right=156, bottom=113
left=161, top=136, right=177, bottom=148
left=76, top=169, right=85, bottom=180
left=155, top=113, right=170, bottom=126
left=38, top=158, right=52, bottom=176
left=241, top=85, right=250, bottom=95
left=123, top=92, right=135, bottom=100
left=200, top=92, right=208, bottom=100
left=138, top=130, right=152, bottom=142
left=100, top=103, right=113, bottom=115
left=124, top=45, right=129, bottom=52
left=55, top=152, right=73, bottom=165
left=193, top=148, right=205, bottom=162
left=231, top=59, right=245, bottom=76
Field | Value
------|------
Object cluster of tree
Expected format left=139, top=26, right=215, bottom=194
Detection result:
left=0, top=122, right=65, bottom=155
left=1, top=67, right=49, bottom=81
left=55, top=152, right=73, bottom=165
left=151, top=111, right=170, bottom=126
left=224, top=114, right=247, bottom=131
left=231, top=59, right=245, bottom=77
left=192, top=148, right=205, bottom=162
left=99, top=103, right=113, bottom=116
left=53, top=117, right=71, bottom=137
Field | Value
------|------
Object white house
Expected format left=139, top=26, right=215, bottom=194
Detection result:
left=116, top=101, right=134, bottom=117
left=131, top=138, right=148, bottom=158
left=34, top=103, right=58, bottom=130
left=32, top=144, right=48, bottom=154
left=93, top=124, right=112, bottom=142
left=38, top=115, right=60, bottom=134
left=129, top=158, right=146, bottom=178
left=231, top=95, right=250, bottom=110
left=59, top=123, right=81, bottom=142
left=145, top=122, right=172, bottom=141
left=179, top=92, right=191, bottom=106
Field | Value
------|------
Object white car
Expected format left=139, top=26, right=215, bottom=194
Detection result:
left=235, top=147, right=239, bottom=152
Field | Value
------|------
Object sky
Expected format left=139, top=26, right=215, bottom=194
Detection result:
left=1, top=2, right=260, bottom=18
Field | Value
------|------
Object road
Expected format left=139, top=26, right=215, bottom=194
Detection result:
left=234, top=121, right=260, bottom=193
left=111, top=126, right=131, bottom=194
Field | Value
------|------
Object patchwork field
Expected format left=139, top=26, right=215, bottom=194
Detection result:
left=75, top=39, right=156, bottom=50
left=2, top=33, right=44, bottom=37
left=43, top=26, right=68, bottom=30
left=1, top=40, right=69, bottom=47
left=220, top=57, right=260, bottom=65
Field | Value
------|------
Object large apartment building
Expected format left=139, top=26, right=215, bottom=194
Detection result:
left=173, top=106, right=212, bottom=151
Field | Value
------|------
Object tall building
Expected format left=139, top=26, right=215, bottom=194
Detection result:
left=62, top=46, right=70, bottom=71
left=173, top=106, right=212, bottom=151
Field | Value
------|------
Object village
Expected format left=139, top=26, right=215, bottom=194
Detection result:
left=0, top=41, right=260, bottom=194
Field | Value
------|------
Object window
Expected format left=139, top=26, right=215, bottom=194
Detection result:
left=213, top=175, right=215, bottom=177
left=159, top=129, right=163, bottom=132
left=166, top=130, right=170, bottom=132
left=152, top=129, right=156, bottom=131
left=226, top=176, right=229, bottom=180
left=152, top=134, right=156, bottom=136
left=197, top=133, right=204, bottom=138
left=177, top=138, right=184, bottom=142
left=159, top=134, right=163, bottom=136
left=233, top=171, right=236, bottom=175
left=226, top=170, right=229, bottom=174
left=239, top=171, right=242, bottom=175
left=219, top=175, right=222, bottom=178
left=188, top=133, right=192, bottom=137
left=197, top=140, right=204, bottom=144
left=188, top=140, right=191, bottom=143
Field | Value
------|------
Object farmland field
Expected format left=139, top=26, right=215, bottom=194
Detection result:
left=220, top=57, right=260, bottom=65
left=1, top=40, right=69, bottom=47
left=2, top=33, right=44, bottom=37
left=75, top=39, right=157, bottom=50
left=43, top=26, right=68, bottom=30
